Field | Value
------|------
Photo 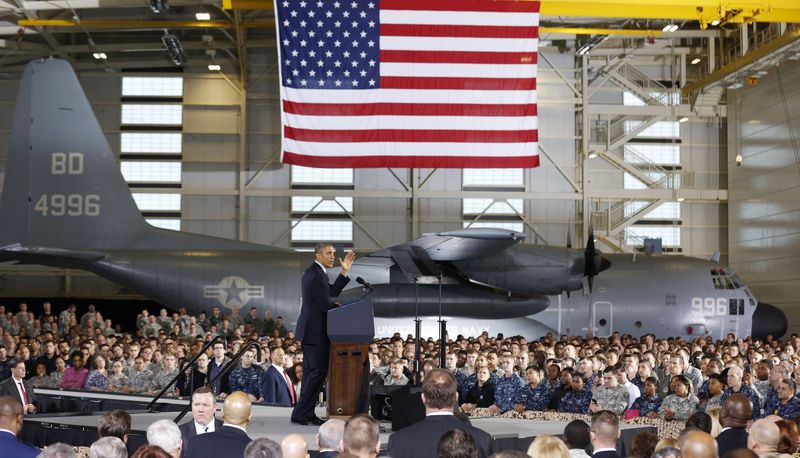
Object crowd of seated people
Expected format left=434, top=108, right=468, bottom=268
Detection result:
left=2, top=301, right=800, bottom=457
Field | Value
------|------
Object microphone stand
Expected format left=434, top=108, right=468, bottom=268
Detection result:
left=413, top=277, right=422, bottom=385
left=437, top=273, right=446, bottom=370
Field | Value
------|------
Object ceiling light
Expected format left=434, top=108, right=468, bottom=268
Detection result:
left=677, top=197, right=685, bottom=202
left=662, top=24, right=679, bottom=33
left=162, top=34, right=186, bottom=66
left=727, top=82, right=743, bottom=89
left=710, top=19, right=720, bottom=26
left=691, top=57, right=701, bottom=65
left=149, top=0, right=169, bottom=13
left=196, top=12, right=211, bottom=20
left=208, top=64, right=221, bottom=71
left=678, top=117, right=688, bottom=123
left=92, top=52, right=107, bottom=60
left=756, top=70, right=768, bottom=76
left=588, top=152, right=598, bottom=159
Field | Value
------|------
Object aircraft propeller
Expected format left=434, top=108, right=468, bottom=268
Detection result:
left=583, top=225, right=611, bottom=293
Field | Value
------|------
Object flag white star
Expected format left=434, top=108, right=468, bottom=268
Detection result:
left=368, top=59, right=375, bottom=66
left=360, top=31, right=367, bottom=38
left=360, top=51, right=366, bottom=58
left=360, top=11, right=366, bottom=18
left=367, top=40, right=375, bottom=47
left=309, top=70, right=316, bottom=76
left=291, top=30, right=298, bottom=37
left=282, top=1, right=288, bottom=6
left=290, top=10, right=298, bottom=17
left=292, top=69, right=299, bottom=76
left=369, top=79, right=376, bottom=86
left=351, top=60, right=358, bottom=67
left=335, top=80, right=342, bottom=86
left=309, top=50, right=316, bottom=57
left=334, top=60, right=342, bottom=67
left=367, top=1, right=374, bottom=8
left=308, top=10, right=315, bottom=17
left=318, top=40, right=325, bottom=47
left=326, top=30, right=333, bottom=37
left=351, top=21, right=358, bottom=28
left=300, top=20, right=307, bottom=27
left=344, top=70, right=350, bottom=77
left=284, top=59, right=291, bottom=65
left=352, top=40, right=359, bottom=47
left=343, top=31, right=350, bottom=37
left=334, top=40, right=341, bottom=47
left=318, top=79, right=325, bottom=86
left=300, top=40, right=307, bottom=47
left=333, top=1, right=340, bottom=7
left=299, top=0, right=306, bottom=7
left=317, top=60, right=324, bottom=67
left=286, top=77, right=292, bottom=84
left=360, top=70, right=367, bottom=76
left=309, top=30, right=316, bottom=37
left=291, top=50, right=299, bottom=57
left=317, top=20, right=323, bottom=27
left=352, top=80, right=359, bottom=86
left=325, top=50, right=333, bottom=57
left=283, top=20, right=289, bottom=26
left=326, top=70, right=334, bottom=77
left=368, top=20, right=375, bottom=27
left=326, top=10, right=333, bottom=18
left=283, top=39, right=290, bottom=46
left=317, top=0, right=323, bottom=6
left=351, top=1, right=358, bottom=7
left=343, top=51, right=350, bottom=58
left=343, top=11, right=350, bottom=18
left=334, top=20, right=341, bottom=27
left=300, top=59, right=307, bottom=66
left=300, top=79, right=307, bottom=86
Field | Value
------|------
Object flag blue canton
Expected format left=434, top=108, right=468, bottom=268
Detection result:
left=277, top=0, right=381, bottom=89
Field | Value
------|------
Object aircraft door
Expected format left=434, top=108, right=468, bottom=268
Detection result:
left=593, top=301, right=613, bottom=337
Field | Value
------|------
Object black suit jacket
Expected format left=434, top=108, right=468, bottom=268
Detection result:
left=260, top=365, right=293, bottom=405
left=0, top=377, right=37, bottom=411
left=387, top=414, right=492, bottom=458
left=295, top=262, right=349, bottom=344
left=317, top=451, right=338, bottom=458
left=178, top=418, right=224, bottom=442
left=716, top=427, right=749, bottom=456
left=593, top=450, right=623, bottom=458
left=183, top=424, right=252, bottom=458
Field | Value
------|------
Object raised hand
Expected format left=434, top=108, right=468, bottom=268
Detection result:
left=339, top=250, right=356, bottom=276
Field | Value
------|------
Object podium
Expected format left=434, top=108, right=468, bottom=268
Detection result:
left=327, top=297, right=374, bottom=417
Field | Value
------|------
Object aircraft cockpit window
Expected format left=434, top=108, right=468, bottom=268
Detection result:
left=732, top=275, right=744, bottom=289
left=713, top=277, right=724, bottom=289
left=723, top=277, right=736, bottom=290
left=729, top=298, right=745, bottom=315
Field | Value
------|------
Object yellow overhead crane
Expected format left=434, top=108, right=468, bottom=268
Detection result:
left=220, top=0, right=800, bottom=26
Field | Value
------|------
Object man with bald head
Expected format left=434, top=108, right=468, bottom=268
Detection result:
left=183, top=391, right=253, bottom=458
left=716, top=393, right=752, bottom=456
left=747, top=419, right=780, bottom=458
left=678, top=429, right=718, bottom=458
left=281, top=433, right=308, bottom=458
left=0, top=395, right=39, bottom=458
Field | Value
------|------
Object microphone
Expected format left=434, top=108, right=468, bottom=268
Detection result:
left=356, top=276, right=373, bottom=291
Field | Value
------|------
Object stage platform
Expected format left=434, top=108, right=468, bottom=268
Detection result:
left=21, top=389, right=654, bottom=454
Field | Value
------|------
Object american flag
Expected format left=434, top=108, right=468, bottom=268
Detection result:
left=275, top=0, right=540, bottom=168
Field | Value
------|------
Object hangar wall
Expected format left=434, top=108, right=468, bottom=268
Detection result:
left=0, top=51, right=727, bottom=303
left=728, top=60, right=800, bottom=335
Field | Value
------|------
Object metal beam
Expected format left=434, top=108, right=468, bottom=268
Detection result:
left=683, top=27, right=800, bottom=94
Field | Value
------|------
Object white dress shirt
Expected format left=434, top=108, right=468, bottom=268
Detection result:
left=194, top=420, right=215, bottom=435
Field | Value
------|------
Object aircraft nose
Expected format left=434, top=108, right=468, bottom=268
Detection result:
left=751, top=302, right=787, bottom=340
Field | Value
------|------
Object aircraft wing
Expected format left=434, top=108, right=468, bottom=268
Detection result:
left=370, top=228, right=525, bottom=279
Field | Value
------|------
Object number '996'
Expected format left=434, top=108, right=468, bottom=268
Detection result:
left=34, top=194, right=100, bottom=216
left=691, top=297, right=728, bottom=316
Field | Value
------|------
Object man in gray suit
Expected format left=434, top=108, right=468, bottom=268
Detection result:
left=179, top=387, right=224, bottom=442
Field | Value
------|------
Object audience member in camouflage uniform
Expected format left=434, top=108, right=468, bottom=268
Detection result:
left=490, top=356, right=524, bottom=413
left=514, top=367, right=551, bottom=412
left=590, top=367, right=629, bottom=415
left=150, top=353, right=180, bottom=395
left=107, top=360, right=130, bottom=392
left=659, top=375, right=699, bottom=420
left=558, top=375, right=592, bottom=414
left=631, top=360, right=655, bottom=394
left=721, top=366, right=762, bottom=419
left=703, top=373, right=726, bottom=413
left=772, top=379, right=800, bottom=419
left=697, top=358, right=723, bottom=401
left=762, top=365, right=788, bottom=415
left=630, top=377, right=662, bottom=417
left=228, top=348, right=264, bottom=401
left=129, top=356, right=154, bottom=394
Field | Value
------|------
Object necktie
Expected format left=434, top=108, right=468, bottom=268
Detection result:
left=19, top=382, right=28, bottom=405
left=283, top=371, right=296, bottom=405
left=203, top=426, right=209, bottom=434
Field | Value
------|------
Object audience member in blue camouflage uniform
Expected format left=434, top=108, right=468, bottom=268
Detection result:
left=721, top=366, right=762, bottom=419
left=489, top=356, right=524, bottom=414
left=630, top=377, right=662, bottom=418
left=698, top=358, right=723, bottom=401
left=631, top=360, right=656, bottom=394
left=772, top=379, right=800, bottom=419
left=660, top=375, right=699, bottom=421
left=463, top=355, right=499, bottom=392
left=548, top=367, right=574, bottom=411
left=515, top=367, right=551, bottom=412
left=446, top=353, right=469, bottom=399
left=558, top=375, right=592, bottom=414
left=576, top=359, right=596, bottom=390
left=703, top=373, right=726, bottom=413
left=228, top=348, right=264, bottom=401
left=762, top=365, right=789, bottom=416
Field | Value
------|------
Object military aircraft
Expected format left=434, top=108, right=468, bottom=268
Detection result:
left=0, top=59, right=787, bottom=340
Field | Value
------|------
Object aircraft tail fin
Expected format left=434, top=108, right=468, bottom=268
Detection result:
left=0, top=59, right=148, bottom=250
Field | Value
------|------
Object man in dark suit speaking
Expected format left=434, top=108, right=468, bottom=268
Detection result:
left=291, top=242, right=355, bottom=426
left=0, top=360, right=37, bottom=415
left=387, top=369, right=492, bottom=458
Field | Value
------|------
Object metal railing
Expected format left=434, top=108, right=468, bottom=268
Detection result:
left=147, top=335, right=226, bottom=412
left=173, top=340, right=262, bottom=424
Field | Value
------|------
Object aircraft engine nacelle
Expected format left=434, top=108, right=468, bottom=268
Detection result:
left=453, top=245, right=585, bottom=296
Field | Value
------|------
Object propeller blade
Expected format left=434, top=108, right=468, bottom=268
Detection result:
left=566, top=219, right=573, bottom=249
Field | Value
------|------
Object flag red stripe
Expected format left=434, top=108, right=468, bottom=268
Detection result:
left=283, top=101, right=537, bottom=117
left=380, top=0, right=540, bottom=13
left=380, top=50, right=537, bottom=65
left=381, top=76, right=536, bottom=91
left=285, top=127, right=538, bottom=143
left=381, top=24, right=538, bottom=39
left=283, top=151, right=540, bottom=168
